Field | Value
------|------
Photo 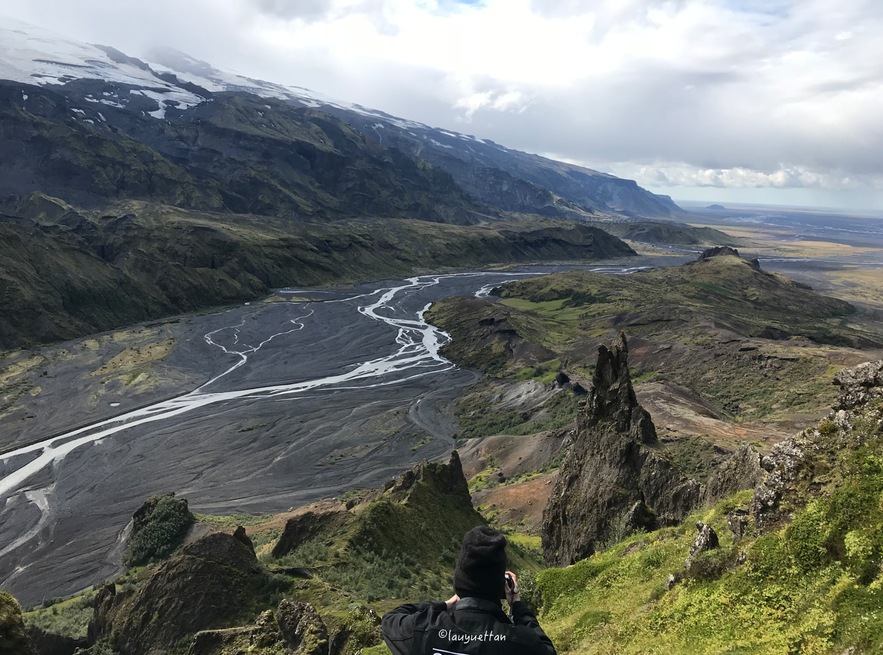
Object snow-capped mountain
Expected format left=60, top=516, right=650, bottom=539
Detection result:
left=0, top=19, right=680, bottom=218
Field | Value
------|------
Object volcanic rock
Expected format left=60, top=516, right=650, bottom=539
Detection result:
left=109, top=532, right=265, bottom=655
left=277, top=600, right=328, bottom=655
left=702, top=445, right=764, bottom=504
left=833, top=360, right=883, bottom=411
left=25, top=624, right=88, bottom=655
left=751, top=358, right=883, bottom=532
left=542, top=333, right=700, bottom=566
left=233, top=526, right=255, bottom=554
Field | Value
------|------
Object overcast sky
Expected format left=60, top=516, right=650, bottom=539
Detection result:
left=4, top=0, right=883, bottom=210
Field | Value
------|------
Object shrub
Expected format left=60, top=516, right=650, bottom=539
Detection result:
left=124, top=494, right=194, bottom=566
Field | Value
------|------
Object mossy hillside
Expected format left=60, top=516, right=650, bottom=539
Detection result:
left=428, top=256, right=874, bottom=423
left=0, top=83, right=483, bottom=222
left=22, top=592, right=95, bottom=640
left=455, top=387, right=580, bottom=440
left=586, top=221, right=748, bottom=248
left=493, top=256, right=861, bottom=347
left=266, top=457, right=540, bottom=604
left=534, top=407, right=883, bottom=655
left=0, top=590, right=34, bottom=654
left=0, top=198, right=632, bottom=351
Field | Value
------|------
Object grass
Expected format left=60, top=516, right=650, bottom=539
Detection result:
left=194, top=513, right=275, bottom=529
left=455, top=389, right=579, bottom=440
left=23, top=593, right=94, bottom=639
left=534, top=407, right=883, bottom=654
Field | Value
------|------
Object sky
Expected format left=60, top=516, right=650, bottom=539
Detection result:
left=3, top=0, right=883, bottom=211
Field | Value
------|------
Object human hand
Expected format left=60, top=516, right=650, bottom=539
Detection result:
left=504, top=571, right=520, bottom=605
left=445, top=594, right=460, bottom=610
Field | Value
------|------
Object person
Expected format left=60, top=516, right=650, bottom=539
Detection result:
left=381, top=526, right=556, bottom=655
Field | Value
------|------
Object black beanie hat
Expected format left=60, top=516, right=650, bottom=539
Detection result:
left=454, top=526, right=508, bottom=602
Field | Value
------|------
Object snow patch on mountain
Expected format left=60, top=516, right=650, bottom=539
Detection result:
left=0, top=19, right=204, bottom=115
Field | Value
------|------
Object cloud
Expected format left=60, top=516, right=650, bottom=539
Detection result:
left=586, top=161, right=883, bottom=191
left=252, top=0, right=332, bottom=21
left=2, top=0, right=883, bottom=207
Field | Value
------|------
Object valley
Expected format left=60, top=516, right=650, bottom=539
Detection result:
left=1, top=16, right=883, bottom=655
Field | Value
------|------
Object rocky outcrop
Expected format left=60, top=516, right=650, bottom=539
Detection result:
left=833, top=360, right=883, bottom=410
left=702, top=445, right=765, bottom=504
left=0, top=591, right=35, bottom=655
left=684, top=521, right=719, bottom=574
left=542, top=333, right=700, bottom=566
left=277, top=601, right=328, bottom=655
left=271, top=503, right=351, bottom=559
left=25, top=625, right=87, bottom=655
left=666, top=521, right=722, bottom=589
left=694, top=246, right=761, bottom=270
left=189, top=609, right=280, bottom=655
left=87, top=583, right=127, bottom=646
left=751, top=358, right=883, bottom=533
left=109, top=532, right=265, bottom=655
left=124, top=493, right=195, bottom=566
left=233, top=526, right=255, bottom=555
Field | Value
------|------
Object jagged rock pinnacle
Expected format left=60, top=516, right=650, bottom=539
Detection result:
left=541, top=333, right=699, bottom=566
left=585, top=331, right=657, bottom=443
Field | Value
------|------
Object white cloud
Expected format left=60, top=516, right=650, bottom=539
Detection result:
left=588, top=161, right=883, bottom=191
left=2, top=0, right=883, bottom=207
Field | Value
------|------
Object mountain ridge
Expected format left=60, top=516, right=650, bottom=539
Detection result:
left=0, top=19, right=681, bottom=221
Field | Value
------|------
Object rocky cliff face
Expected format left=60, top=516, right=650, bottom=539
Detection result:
left=541, top=333, right=700, bottom=566
left=752, top=359, right=883, bottom=532
left=105, top=533, right=271, bottom=655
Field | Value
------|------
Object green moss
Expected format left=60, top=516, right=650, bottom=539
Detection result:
left=533, top=415, right=883, bottom=654
left=455, top=390, right=579, bottom=440
left=23, top=592, right=94, bottom=639
left=0, top=591, right=33, bottom=655
left=125, top=494, right=195, bottom=566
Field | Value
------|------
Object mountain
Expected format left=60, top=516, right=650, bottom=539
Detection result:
left=0, top=197, right=635, bottom=351
left=0, top=20, right=680, bottom=220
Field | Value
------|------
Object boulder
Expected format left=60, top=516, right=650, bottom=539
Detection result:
left=702, top=445, right=764, bottom=504
left=110, top=533, right=265, bottom=655
left=0, top=591, right=35, bottom=655
left=727, top=509, right=749, bottom=542
left=277, top=600, right=328, bottom=655
left=232, top=526, right=255, bottom=554
left=542, top=333, right=700, bottom=566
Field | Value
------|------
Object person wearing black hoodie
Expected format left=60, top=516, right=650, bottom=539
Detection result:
left=381, top=526, right=556, bottom=655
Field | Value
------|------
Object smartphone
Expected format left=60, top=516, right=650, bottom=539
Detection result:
left=504, top=573, right=514, bottom=593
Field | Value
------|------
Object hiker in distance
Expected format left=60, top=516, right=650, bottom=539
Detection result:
left=382, top=526, right=556, bottom=655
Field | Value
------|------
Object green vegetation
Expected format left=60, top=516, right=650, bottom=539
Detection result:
left=194, top=513, right=275, bottom=529
left=664, top=435, right=720, bottom=484
left=493, top=257, right=861, bottom=348
left=456, top=389, right=579, bottom=440
left=534, top=410, right=883, bottom=654
left=0, top=591, right=33, bottom=654
left=587, top=221, right=748, bottom=248
left=23, top=593, right=94, bottom=639
left=125, top=494, right=195, bottom=567
left=0, top=201, right=632, bottom=352
left=430, top=254, right=878, bottom=424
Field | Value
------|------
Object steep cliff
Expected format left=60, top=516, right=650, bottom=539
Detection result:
left=542, top=334, right=700, bottom=566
